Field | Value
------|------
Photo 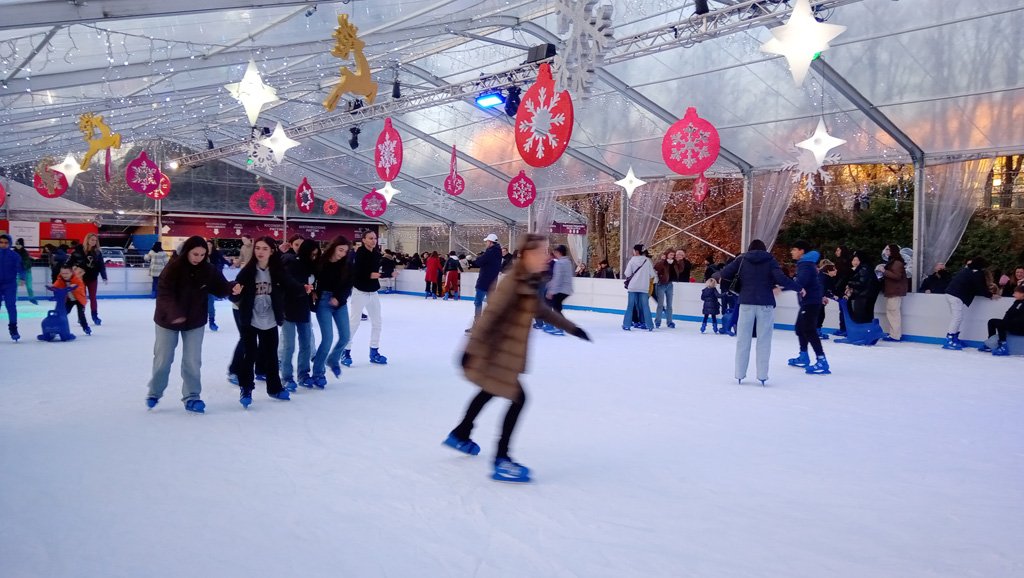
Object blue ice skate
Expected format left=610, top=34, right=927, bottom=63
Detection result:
left=240, top=389, right=253, bottom=409
left=492, top=458, right=531, bottom=483
left=992, top=342, right=1010, bottom=356
left=268, top=390, right=291, bottom=401
left=341, top=349, right=353, bottom=367
left=370, top=348, right=388, bottom=364
left=787, top=351, right=810, bottom=367
left=806, top=357, right=831, bottom=375
left=942, top=332, right=963, bottom=350
left=184, top=399, right=206, bottom=413
left=284, top=379, right=298, bottom=393
left=329, top=363, right=342, bottom=378
left=146, top=397, right=159, bottom=409
left=227, top=373, right=239, bottom=385
left=442, top=434, right=480, bottom=456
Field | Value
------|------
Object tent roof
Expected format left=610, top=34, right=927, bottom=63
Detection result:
left=1, top=0, right=1022, bottom=225
left=2, top=178, right=98, bottom=216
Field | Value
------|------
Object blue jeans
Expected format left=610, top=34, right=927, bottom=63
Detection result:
left=734, top=304, right=775, bottom=381
left=18, top=269, right=35, bottom=300
left=313, top=291, right=350, bottom=377
left=473, top=288, right=489, bottom=319
left=1, top=284, right=16, bottom=325
left=623, top=291, right=653, bottom=330
left=279, top=320, right=313, bottom=382
left=654, top=283, right=673, bottom=325
left=146, top=325, right=205, bottom=402
left=207, top=294, right=216, bottom=321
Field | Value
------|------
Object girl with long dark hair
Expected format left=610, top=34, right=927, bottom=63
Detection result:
left=343, top=230, right=388, bottom=365
left=311, top=236, right=352, bottom=387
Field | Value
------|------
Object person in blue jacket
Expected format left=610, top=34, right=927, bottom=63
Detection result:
left=718, top=239, right=801, bottom=385
left=943, top=257, right=999, bottom=350
left=467, top=233, right=503, bottom=333
left=787, top=240, right=829, bottom=374
left=0, top=234, right=22, bottom=341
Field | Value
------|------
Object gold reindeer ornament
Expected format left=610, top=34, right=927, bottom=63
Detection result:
left=78, top=113, right=122, bottom=170
left=323, top=14, right=377, bottom=112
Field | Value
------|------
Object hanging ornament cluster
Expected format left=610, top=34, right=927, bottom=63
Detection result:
left=444, top=145, right=465, bottom=196
left=515, top=63, right=574, bottom=168
left=323, top=197, right=339, bottom=216
left=324, top=14, right=377, bottom=111
left=125, top=151, right=162, bottom=196
left=78, top=112, right=121, bottom=172
left=296, top=177, right=315, bottom=213
left=225, top=60, right=280, bottom=125
left=507, top=170, right=538, bottom=208
left=361, top=189, right=388, bottom=218
left=259, top=122, right=301, bottom=164
left=249, top=187, right=275, bottom=215
left=760, top=0, right=846, bottom=86
left=33, top=157, right=69, bottom=198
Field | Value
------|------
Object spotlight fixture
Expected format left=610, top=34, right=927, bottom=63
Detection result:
left=349, top=98, right=364, bottom=113
left=349, top=126, right=361, bottom=150
left=261, top=126, right=272, bottom=137
left=694, top=0, right=710, bottom=15
left=475, top=92, right=505, bottom=109
left=167, top=160, right=180, bottom=170
left=304, top=4, right=317, bottom=17
left=504, top=86, right=521, bottom=116
left=392, top=79, right=401, bottom=99
left=206, top=138, right=214, bottom=150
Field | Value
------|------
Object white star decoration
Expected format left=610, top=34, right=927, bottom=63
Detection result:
left=379, top=181, right=400, bottom=203
left=796, top=118, right=846, bottom=167
left=50, top=153, right=85, bottom=187
left=260, top=122, right=301, bottom=164
left=225, top=60, right=279, bottom=125
left=615, top=166, right=646, bottom=198
left=760, top=0, right=846, bottom=86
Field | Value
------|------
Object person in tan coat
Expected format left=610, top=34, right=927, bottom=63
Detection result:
left=443, top=234, right=590, bottom=483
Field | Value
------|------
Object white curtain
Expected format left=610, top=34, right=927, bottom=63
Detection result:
left=566, top=233, right=588, bottom=268
left=921, top=158, right=993, bottom=275
left=750, top=169, right=798, bottom=250
left=624, top=180, right=672, bottom=271
left=531, top=191, right=559, bottom=234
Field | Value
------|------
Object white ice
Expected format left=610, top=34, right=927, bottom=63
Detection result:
left=1, top=296, right=1022, bottom=578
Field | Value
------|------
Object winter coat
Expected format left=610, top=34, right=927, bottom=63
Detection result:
left=701, top=287, right=721, bottom=315
left=475, top=243, right=503, bottom=291
left=424, top=256, right=442, bottom=281
left=794, top=251, right=823, bottom=306
left=846, top=264, right=878, bottom=300
left=463, top=268, right=579, bottom=400
left=71, top=246, right=107, bottom=282
left=407, top=254, right=423, bottom=270
left=820, top=272, right=838, bottom=300
left=145, top=250, right=169, bottom=278
left=675, top=258, right=693, bottom=282
left=1002, top=299, right=1024, bottom=335
left=501, top=253, right=514, bottom=272
left=882, top=259, right=908, bottom=297
left=231, top=260, right=297, bottom=328
left=0, top=244, right=20, bottom=287
left=53, top=273, right=87, bottom=306
left=946, top=267, right=992, bottom=307
left=547, top=256, right=574, bottom=296
left=153, top=238, right=236, bottom=331
left=593, top=266, right=616, bottom=279
left=920, top=271, right=951, bottom=294
left=443, top=256, right=463, bottom=273
left=209, top=249, right=230, bottom=271
left=14, top=247, right=32, bottom=272
left=380, top=255, right=397, bottom=278
left=351, top=246, right=382, bottom=293
left=315, top=258, right=352, bottom=307
left=654, top=259, right=675, bottom=284
left=718, top=250, right=799, bottom=307
left=281, top=249, right=316, bottom=324
left=623, top=255, right=655, bottom=292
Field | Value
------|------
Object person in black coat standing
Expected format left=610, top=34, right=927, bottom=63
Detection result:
left=470, top=233, right=503, bottom=328
left=844, top=251, right=878, bottom=325
left=279, top=239, right=317, bottom=391
left=942, top=257, right=999, bottom=349
left=344, top=230, right=388, bottom=365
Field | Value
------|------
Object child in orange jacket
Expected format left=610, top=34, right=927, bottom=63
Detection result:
left=53, top=264, right=91, bottom=335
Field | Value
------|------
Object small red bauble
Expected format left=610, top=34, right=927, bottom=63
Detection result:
left=693, top=174, right=709, bottom=203
left=148, top=173, right=171, bottom=200
left=662, top=107, right=721, bottom=176
left=296, top=177, right=315, bottom=213
left=34, top=158, right=69, bottom=198
left=125, top=151, right=162, bottom=195
left=361, top=190, right=388, bottom=218
left=507, top=170, right=537, bottom=208
left=323, top=197, right=339, bottom=216
left=249, top=187, right=275, bottom=215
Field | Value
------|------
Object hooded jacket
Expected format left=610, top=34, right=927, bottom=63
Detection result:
left=947, top=266, right=992, bottom=307
left=281, top=240, right=317, bottom=323
left=0, top=235, right=20, bottom=287
left=718, top=249, right=799, bottom=307
left=153, top=236, right=236, bottom=331
left=794, top=250, right=823, bottom=306
left=1003, top=299, right=1024, bottom=335
left=547, top=256, right=574, bottom=296
left=475, top=243, right=503, bottom=291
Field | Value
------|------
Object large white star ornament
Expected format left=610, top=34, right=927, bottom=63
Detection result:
left=615, top=166, right=647, bottom=199
left=760, top=0, right=846, bottom=86
left=796, top=118, right=846, bottom=167
left=50, top=153, right=85, bottom=187
left=225, top=60, right=280, bottom=125
left=260, top=122, right=301, bottom=164
left=379, top=181, right=400, bottom=203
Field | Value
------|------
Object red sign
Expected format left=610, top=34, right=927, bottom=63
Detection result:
left=549, top=222, right=587, bottom=235
left=159, top=217, right=377, bottom=242
left=50, top=219, right=67, bottom=239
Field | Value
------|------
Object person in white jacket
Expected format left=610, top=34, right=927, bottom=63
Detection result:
left=622, top=244, right=656, bottom=331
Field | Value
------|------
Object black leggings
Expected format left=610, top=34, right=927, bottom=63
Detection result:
left=426, top=281, right=438, bottom=294
left=238, top=325, right=283, bottom=395
left=549, top=293, right=568, bottom=313
left=988, top=319, right=1008, bottom=341
left=228, top=308, right=264, bottom=377
left=452, top=386, right=527, bottom=460
left=796, top=304, right=825, bottom=357
left=65, top=300, right=89, bottom=329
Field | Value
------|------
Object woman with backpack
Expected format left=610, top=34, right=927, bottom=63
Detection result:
left=621, top=244, right=656, bottom=331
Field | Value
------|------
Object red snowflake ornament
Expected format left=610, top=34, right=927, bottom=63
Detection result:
left=0, top=182, right=5, bottom=209
left=693, top=174, right=710, bottom=203
left=147, top=173, right=171, bottom=200
left=515, top=63, right=574, bottom=168
left=507, top=170, right=537, bottom=208
left=361, top=190, right=388, bottom=218
left=34, top=161, right=69, bottom=198
left=296, top=177, right=315, bottom=214
left=374, top=118, right=404, bottom=182
left=443, top=145, right=465, bottom=196
left=249, top=187, right=275, bottom=215
left=323, top=197, right=339, bottom=216
left=125, top=151, right=162, bottom=195
left=662, top=107, right=720, bottom=176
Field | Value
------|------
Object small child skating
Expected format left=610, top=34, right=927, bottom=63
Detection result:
left=444, top=234, right=590, bottom=483
left=53, top=265, right=91, bottom=335
left=816, top=261, right=838, bottom=340
left=787, top=240, right=829, bottom=374
left=700, top=278, right=721, bottom=333
left=979, top=283, right=1024, bottom=356
left=442, top=250, right=462, bottom=300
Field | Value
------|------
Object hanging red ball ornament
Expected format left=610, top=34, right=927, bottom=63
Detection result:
left=249, top=187, right=275, bottom=215
left=662, top=107, right=721, bottom=176
left=507, top=170, right=537, bottom=208
left=296, top=177, right=315, bottom=214
left=443, top=145, right=465, bottom=196
left=693, top=174, right=710, bottom=203
left=323, top=197, right=339, bottom=216
left=0, top=182, right=6, bottom=209
left=374, top=117, right=404, bottom=182
left=515, top=63, right=574, bottom=168
left=125, top=151, right=162, bottom=195
left=361, top=190, right=388, bottom=218
left=147, top=173, right=171, bottom=200
left=33, top=157, right=69, bottom=198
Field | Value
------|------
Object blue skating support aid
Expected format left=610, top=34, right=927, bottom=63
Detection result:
left=37, top=286, right=77, bottom=342
left=833, top=298, right=883, bottom=346
left=1006, top=334, right=1024, bottom=356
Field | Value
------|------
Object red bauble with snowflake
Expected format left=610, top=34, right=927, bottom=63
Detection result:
left=147, top=173, right=171, bottom=201
left=515, top=63, right=574, bottom=168
left=33, top=159, right=69, bottom=198
left=693, top=174, right=710, bottom=203
left=361, top=190, right=387, bottom=218
left=249, top=187, right=275, bottom=215
left=444, top=145, right=465, bottom=196
left=323, top=197, right=339, bottom=216
left=662, top=107, right=720, bottom=177
left=296, top=177, right=315, bottom=214
left=374, top=117, right=404, bottom=182
left=0, top=182, right=5, bottom=209
left=125, top=151, right=162, bottom=195
left=507, top=170, right=537, bottom=208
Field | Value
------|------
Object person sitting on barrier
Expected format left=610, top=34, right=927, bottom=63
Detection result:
left=979, top=283, right=1024, bottom=356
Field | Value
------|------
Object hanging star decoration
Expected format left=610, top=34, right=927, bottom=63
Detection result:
left=259, top=122, right=301, bottom=164
left=796, top=118, right=846, bottom=167
left=379, top=181, right=400, bottom=203
left=615, top=166, right=646, bottom=198
left=760, top=0, right=846, bottom=86
left=225, top=60, right=279, bottom=125
left=50, top=153, right=85, bottom=187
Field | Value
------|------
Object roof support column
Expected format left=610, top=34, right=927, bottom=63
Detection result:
left=912, top=159, right=926, bottom=293
left=620, top=189, right=630, bottom=276
left=740, top=169, right=754, bottom=253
